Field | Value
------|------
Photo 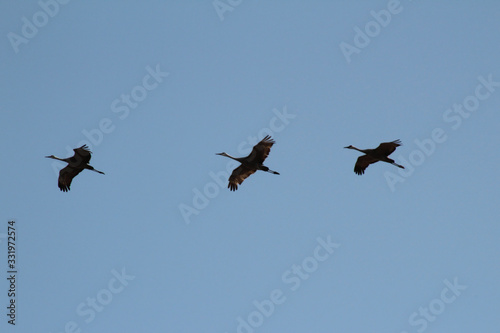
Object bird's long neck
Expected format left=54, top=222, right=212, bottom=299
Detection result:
left=223, top=154, right=243, bottom=163
left=350, top=146, right=367, bottom=154
left=48, top=156, right=67, bottom=162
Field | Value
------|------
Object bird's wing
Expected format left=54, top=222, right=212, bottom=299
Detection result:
left=246, top=135, right=275, bottom=164
left=73, top=145, right=92, bottom=164
left=58, top=165, right=83, bottom=192
left=228, top=165, right=256, bottom=191
left=376, top=140, right=402, bottom=156
left=354, top=155, right=378, bottom=175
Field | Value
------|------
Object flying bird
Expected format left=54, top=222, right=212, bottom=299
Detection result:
left=216, top=135, right=279, bottom=191
left=344, top=140, right=405, bottom=175
left=46, top=145, right=104, bottom=192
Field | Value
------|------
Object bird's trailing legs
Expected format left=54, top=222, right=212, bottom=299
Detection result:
left=392, top=162, right=405, bottom=169
left=387, top=159, right=404, bottom=169
left=87, top=165, right=105, bottom=174
left=260, top=166, right=280, bottom=175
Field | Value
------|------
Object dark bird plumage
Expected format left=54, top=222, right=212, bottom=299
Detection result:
left=46, top=145, right=104, bottom=191
left=216, top=135, right=279, bottom=191
left=344, top=140, right=405, bottom=175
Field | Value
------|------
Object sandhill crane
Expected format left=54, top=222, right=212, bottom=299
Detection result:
left=344, top=139, right=405, bottom=175
left=45, top=145, right=104, bottom=192
left=216, top=135, right=279, bottom=191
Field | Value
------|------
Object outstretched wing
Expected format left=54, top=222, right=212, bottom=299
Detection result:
left=73, top=145, right=92, bottom=164
left=246, top=135, right=275, bottom=164
left=354, top=155, right=378, bottom=175
left=228, top=165, right=256, bottom=191
left=375, top=140, right=402, bottom=157
left=58, top=165, right=84, bottom=192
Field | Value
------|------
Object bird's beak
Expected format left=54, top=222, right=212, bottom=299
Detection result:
left=44, top=155, right=51, bottom=158
left=215, top=153, right=223, bottom=155
left=343, top=146, right=349, bottom=149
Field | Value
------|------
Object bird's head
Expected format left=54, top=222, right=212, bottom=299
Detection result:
left=45, top=155, right=56, bottom=159
left=216, top=152, right=228, bottom=157
left=344, top=145, right=354, bottom=149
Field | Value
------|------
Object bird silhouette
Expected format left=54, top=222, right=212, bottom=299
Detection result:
left=345, top=140, right=404, bottom=175
left=46, top=145, right=104, bottom=191
left=216, top=135, right=279, bottom=191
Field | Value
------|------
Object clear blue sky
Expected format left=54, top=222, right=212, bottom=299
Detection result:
left=1, top=1, right=499, bottom=332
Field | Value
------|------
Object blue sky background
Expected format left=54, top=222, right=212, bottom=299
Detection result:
left=1, top=1, right=499, bottom=332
